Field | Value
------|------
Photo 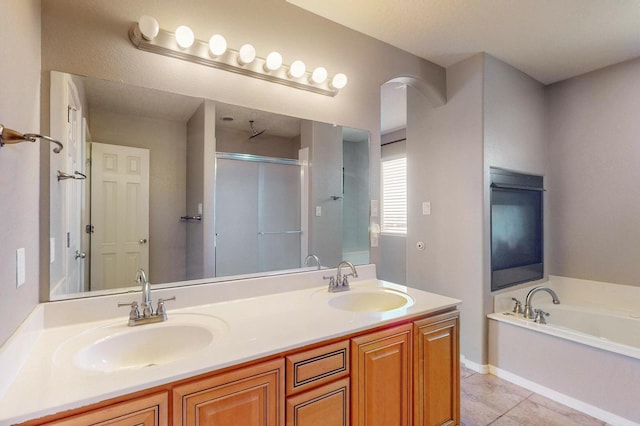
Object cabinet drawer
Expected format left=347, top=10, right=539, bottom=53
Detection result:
left=286, top=340, right=349, bottom=395
left=286, top=377, right=350, bottom=426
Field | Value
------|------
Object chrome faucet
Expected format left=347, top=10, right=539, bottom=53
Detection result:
left=118, top=268, right=175, bottom=326
left=304, top=254, right=321, bottom=270
left=137, top=268, right=153, bottom=317
left=323, top=260, right=358, bottom=292
left=523, top=286, right=560, bottom=319
left=337, top=260, right=358, bottom=286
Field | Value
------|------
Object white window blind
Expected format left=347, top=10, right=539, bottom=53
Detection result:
left=381, top=156, right=407, bottom=234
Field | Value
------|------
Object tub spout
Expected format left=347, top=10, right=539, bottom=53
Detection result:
left=524, top=286, right=560, bottom=319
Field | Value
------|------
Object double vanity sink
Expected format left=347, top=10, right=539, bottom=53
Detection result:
left=56, top=286, right=414, bottom=374
left=0, top=265, right=459, bottom=424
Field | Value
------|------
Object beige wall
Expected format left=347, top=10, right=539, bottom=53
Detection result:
left=185, top=103, right=206, bottom=280
left=407, top=55, right=485, bottom=363
left=89, top=109, right=188, bottom=284
left=404, top=53, right=547, bottom=365
left=185, top=100, right=216, bottom=280
left=548, top=57, right=640, bottom=287
left=41, top=0, right=445, bottom=147
left=39, top=0, right=446, bottom=290
left=301, top=120, right=344, bottom=267
left=0, top=0, right=41, bottom=345
left=482, top=54, right=548, bottom=363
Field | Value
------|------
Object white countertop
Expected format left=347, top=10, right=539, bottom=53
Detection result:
left=0, top=266, right=460, bottom=425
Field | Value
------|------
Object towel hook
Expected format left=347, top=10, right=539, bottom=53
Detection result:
left=57, top=170, right=87, bottom=181
left=0, top=124, right=64, bottom=153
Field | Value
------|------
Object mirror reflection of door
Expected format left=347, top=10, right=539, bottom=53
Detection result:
left=90, top=142, right=150, bottom=290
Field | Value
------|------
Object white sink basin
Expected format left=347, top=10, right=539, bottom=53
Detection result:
left=324, top=287, right=414, bottom=312
left=55, top=313, right=228, bottom=372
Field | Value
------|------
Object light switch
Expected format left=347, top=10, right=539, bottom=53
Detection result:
left=370, top=200, right=379, bottom=217
left=315, top=206, right=322, bottom=217
left=16, top=248, right=26, bottom=288
left=422, top=201, right=431, bottom=215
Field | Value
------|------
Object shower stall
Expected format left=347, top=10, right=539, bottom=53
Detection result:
left=214, top=153, right=304, bottom=277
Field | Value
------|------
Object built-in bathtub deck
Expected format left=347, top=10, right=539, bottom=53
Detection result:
left=488, top=276, right=640, bottom=426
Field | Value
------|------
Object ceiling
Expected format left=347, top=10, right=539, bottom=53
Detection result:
left=287, top=0, right=640, bottom=85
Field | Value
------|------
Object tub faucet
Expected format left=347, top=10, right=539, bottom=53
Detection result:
left=524, top=286, right=560, bottom=319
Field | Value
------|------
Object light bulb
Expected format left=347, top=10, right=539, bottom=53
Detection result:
left=331, top=73, right=348, bottom=89
left=288, top=60, right=306, bottom=78
left=138, top=15, right=159, bottom=41
left=175, top=25, right=194, bottom=48
left=209, top=34, right=227, bottom=56
left=265, top=51, right=283, bottom=71
left=311, top=67, right=328, bottom=84
left=238, top=44, right=256, bottom=65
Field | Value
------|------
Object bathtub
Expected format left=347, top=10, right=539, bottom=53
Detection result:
left=488, top=276, right=640, bottom=426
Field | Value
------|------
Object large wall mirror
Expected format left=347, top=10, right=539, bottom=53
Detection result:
left=48, top=71, right=370, bottom=300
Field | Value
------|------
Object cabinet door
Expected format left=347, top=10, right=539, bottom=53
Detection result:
left=351, top=324, right=413, bottom=426
left=286, top=377, right=349, bottom=426
left=414, top=311, right=460, bottom=426
left=173, top=358, right=284, bottom=426
left=43, top=392, right=168, bottom=426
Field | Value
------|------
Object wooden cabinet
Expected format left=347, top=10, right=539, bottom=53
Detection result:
left=351, top=324, right=413, bottom=426
left=414, top=311, right=460, bottom=426
left=22, top=309, right=459, bottom=426
left=41, top=392, right=168, bottom=426
left=285, top=340, right=350, bottom=426
left=173, top=358, right=284, bottom=426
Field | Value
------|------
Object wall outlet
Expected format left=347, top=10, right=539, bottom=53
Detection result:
left=315, top=206, right=322, bottom=217
left=16, top=248, right=26, bottom=288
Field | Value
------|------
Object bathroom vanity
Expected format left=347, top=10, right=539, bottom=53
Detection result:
left=0, top=266, right=460, bottom=426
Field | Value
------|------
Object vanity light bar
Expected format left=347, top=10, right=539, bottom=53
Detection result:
left=129, top=17, right=347, bottom=97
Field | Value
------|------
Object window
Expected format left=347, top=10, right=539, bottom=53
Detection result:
left=381, top=156, right=407, bottom=234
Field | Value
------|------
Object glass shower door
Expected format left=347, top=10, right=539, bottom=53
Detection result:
left=215, top=155, right=301, bottom=277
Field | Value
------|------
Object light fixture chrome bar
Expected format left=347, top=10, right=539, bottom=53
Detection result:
left=129, top=24, right=338, bottom=97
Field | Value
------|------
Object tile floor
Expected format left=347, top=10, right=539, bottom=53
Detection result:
left=460, top=367, right=607, bottom=426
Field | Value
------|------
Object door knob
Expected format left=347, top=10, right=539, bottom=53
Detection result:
left=75, top=250, right=86, bottom=259
left=139, top=238, right=148, bottom=244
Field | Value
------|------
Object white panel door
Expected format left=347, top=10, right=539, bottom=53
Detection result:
left=63, top=79, right=84, bottom=295
left=90, top=143, right=149, bottom=290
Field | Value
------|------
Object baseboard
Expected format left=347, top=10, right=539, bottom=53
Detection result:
left=460, top=355, right=489, bottom=374
left=489, top=365, right=639, bottom=426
